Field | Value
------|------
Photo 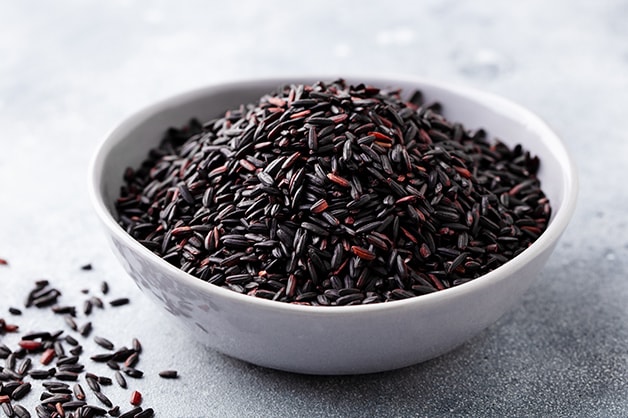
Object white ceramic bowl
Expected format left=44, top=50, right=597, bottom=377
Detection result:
left=89, top=76, right=578, bottom=375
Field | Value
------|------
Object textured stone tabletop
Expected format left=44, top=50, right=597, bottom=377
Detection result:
left=1, top=1, right=627, bottom=416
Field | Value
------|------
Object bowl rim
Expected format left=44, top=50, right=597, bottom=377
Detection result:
left=88, top=75, right=579, bottom=315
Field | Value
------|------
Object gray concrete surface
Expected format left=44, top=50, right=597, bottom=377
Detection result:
left=0, top=1, right=626, bottom=416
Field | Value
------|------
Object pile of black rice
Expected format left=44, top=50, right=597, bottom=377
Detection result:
left=0, top=268, right=177, bottom=418
left=116, top=79, right=551, bottom=306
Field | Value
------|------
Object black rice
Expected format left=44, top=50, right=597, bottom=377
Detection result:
left=93, top=390, right=113, bottom=408
left=116, top=79, right=551, bottom=305
left=114, top=371, right=127, bottom=389
left=79, top=322, right=92, bottom=337
left=73, top=384, right=85, bottom=401
left=2, top=402, right=14, bottom=417
left=109, top=298, right=129, bottom=307
left=121, top=367, right=143, bottom=379
left=93, top=337, right=114, bottom=351
left=131, top=338, right=142, bottom=354
left=13, top=404, right=30, bottom=418
left=158, top=370, right=178, bottom=379
left=12, top=382, right=31, bottom=400
left=0, top=278, right=171, bottom=416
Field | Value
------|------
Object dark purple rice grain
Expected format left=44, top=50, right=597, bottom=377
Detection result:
left=58, top=364, right=84, bottom=373
left=41, top=381, right=68, bottom=389
left=85, top=375, right=100, bottom=392
left=109, top=298, right=129, bottom=307
left=2, top=401, right=14, bottom=417
left=8, top=307, right=22, bottom=316
left=106, top=360, right=120, bottom=370
left=97, top=376, right=112, bottom=386
left=6, top=353, right=17, bottom=370
left=69, top=346, right=82, bottom=356
left=412, top=285, right=438, bottom=295
left=0, top=344, right=11, bottom=358
left=131, top=339, right=142, bottom=354
left=61, top=400, right=86, bottom=410
left=64, top=316, right=78, bottom=331
left=47, top=386, right=72, bottom=395
left=157, top=370, right=178, bottom=379
left=90, top=353, right=113, bottom=363
left=123, top=353, right=138, bottom=368
left=79, top=322, right=92, bottom=337
left=83, top=300, right=93, bottom=316
left=108, top=406, right=121, bottom=417
left=17, top=358, right=31, bottom=375
left=73, top=384, right=85, bottom=401
left=94, top=391, right=113, bottom=408
left=30, top=369, right=52, bottom=379
left=13, top=404, right=30, bottom=418
left=40, top=394, right=72, bottom=404
left=11, top=382, right=31, bottom=400
left=55, top=371, right=79, bottom=381
left=121, top=367, right=143, bottom=379
left=336, top=293, right=364, bottom=305
left=52, top=305, right=76, bottom=316
left=56, top=355, right=79, bottom=366
left=114, top=371, right=127, bottom=389
left=93, top=337, right=114, bottom=351
left=34, top=404, right=49, bottom=418
left=64, top=335, right=78, bottom=347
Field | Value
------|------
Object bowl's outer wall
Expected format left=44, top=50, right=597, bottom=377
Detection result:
left=94, top=77, right=575, bottom=374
